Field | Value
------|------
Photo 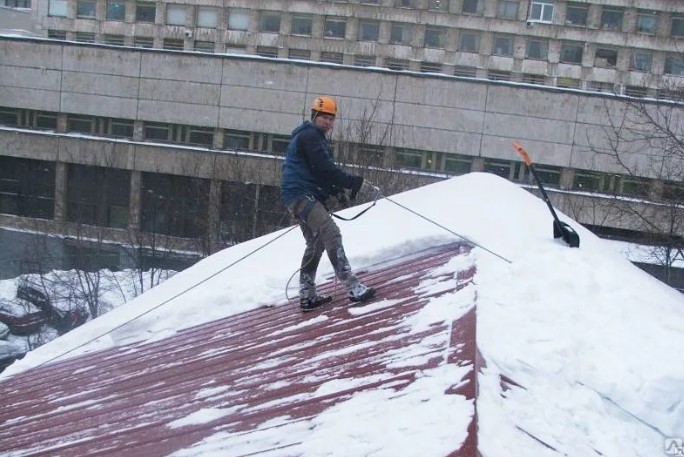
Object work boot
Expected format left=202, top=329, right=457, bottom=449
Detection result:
left=300, top=295, right=332, bottom=312
left=348, top=283, right=376, bottom=303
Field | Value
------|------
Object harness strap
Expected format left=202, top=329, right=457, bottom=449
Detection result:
left=298, top=195, right=318, bottom=223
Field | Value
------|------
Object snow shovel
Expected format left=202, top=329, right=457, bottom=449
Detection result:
left=512, top=142, right=580, bottom=248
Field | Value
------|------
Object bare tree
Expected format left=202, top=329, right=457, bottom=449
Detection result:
left=589, top=90, right=684, bottom=286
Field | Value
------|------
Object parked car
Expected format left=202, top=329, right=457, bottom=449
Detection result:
left=0, top=321, right=9, bottom=340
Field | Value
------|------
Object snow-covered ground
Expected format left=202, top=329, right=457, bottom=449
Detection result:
left=2, top=172, right=683, bottom=456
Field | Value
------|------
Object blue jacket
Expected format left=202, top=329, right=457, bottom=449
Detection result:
left=280, top=121, right=362, bottom=207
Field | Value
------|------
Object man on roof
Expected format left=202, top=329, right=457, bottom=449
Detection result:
left=280, top=95, right=376, bottom=312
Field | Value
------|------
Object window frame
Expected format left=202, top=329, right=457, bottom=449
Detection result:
left=358, top=19, right=380, bottom=42
left=291, top=14, right=313, bottom=36
left=458, top=31, right=480, bottom=53
left=492, top=35, right=514, bottom=57
left=259, top=11, right=281, bottom=33
left=559, top=42, right=583, bottom=64
left=324, top=17, right=346, bottom=38
left=390, top=22, right=413, bottom=45
left=529, top=0, right=553, bottom=23
left=424, top=25, right=446, bottom=48
left=135, top=2, right=156, bottom=23
left=565, top=2, right=587, bottom=26
left=526, top=38, right=548, bottom=60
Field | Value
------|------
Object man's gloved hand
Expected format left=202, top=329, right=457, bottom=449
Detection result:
left=350, top=176, right=364, bottom=201
left=336, top=191, right=350, bottom=207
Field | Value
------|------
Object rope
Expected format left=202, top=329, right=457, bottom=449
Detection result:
left=26, top=225, right=299, bottom=370
left=367, top=183, right=512, bottom=264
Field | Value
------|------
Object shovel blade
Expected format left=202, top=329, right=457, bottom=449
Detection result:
left=553, top=220, right=580, bottom=248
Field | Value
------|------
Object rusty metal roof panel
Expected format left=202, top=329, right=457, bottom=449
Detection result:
left=0, top=242, right=479, bottom=456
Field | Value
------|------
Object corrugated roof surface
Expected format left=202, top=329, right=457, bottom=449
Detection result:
left=0, top=242, right=479, bottom=456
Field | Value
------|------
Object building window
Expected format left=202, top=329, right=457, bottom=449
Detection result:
left=134, top=36, right=154, bottom=48
left=664, top=55, right=684, bottom=76
left=387, top=58, right=409, bottom=71
left=75, top=32, right=95, bottom=42
left=454, top=65, right=477, bottom=77
left=196, top=7, right=218, bottom=28
left=259, top=11, right=281, bottom=33
left=492, top=35, right=513, bottom=56
left=67, top=165, right=130, bottom=229
left=48, top=29, right=67, bottom=39
left=524, top=165, right=561, bottom=187
left=395, top=0, right=414, bottom=8
left=163, top=38, right=184, bottom=50
left=0, top=156, right=55, bottom=220
left=636, top=11, right=657, bottom=35
left=595, top=48, right=617, bottom=68
left=141, top=173, right=209, bottom=238
left=497, top=0, right=518, bottom=20
left=462, top=0, right=482, bottom=15
left=557, top=77, right=580, bottom=88
left=166, top=5, right=186, bottom=26
left=224, top=130, right=253, bottom=149
left=488, top=70, right=511, bottom=81
left=559, top=42, right=583, bottom=64
left=624, top=86, right=647, bottom=98
left=77, top=0, right=96, bottom=18
left=324, top=17, right=346, bottom=38
left=420, top=61, right=442, bottom=73
left=288, top=49, right=310, bottom=60
left=428, top=0, right=447, bottom=12
left=395, top=148, right=423, bottom=169
left=484, top=160, right=512, bottom=179
left=671, top=17, right=684, bottom=37
left=630, top=51, right=652, bottom=72
left=269, top=134, right=290, bottom=155
left=136, top=2, right=156, bottom=23
left=48, top=0, right=67, bottom=17
left=459, top=32, right=480, bottom=53
left=601, top=7, right=623, bottom=31
left=106, top=0, right=125, bottom=20
left=227, top=9, right=249, bottom=30
left=390, top=23, right=412, bottom=45
left=588, top=81, right=614, bottom=93
left=526, top=38, right=548, bottom=60
left=358, top=20, right=380, bottom=41
left=103, top=34, right=125, bottom=45
left=321, top=52, right=344, bottom=64
left=354, top=55, right=375, bottom=67
left=35, top=112, right=58, bottom=130
left=565, top=2, right=587, bottom=26
left=256, top=46, right=278, bottom=58
left=573, top=170, right=605, bottom=192
left=444, top=155, right=472, bottom=175
left=424, top=26, right=446, bottom=48
left=291, top=14, right=313, bottom=35
left=194, top=41, right=215, bottom=52
left=522, top=73, right=545, bottom=85
left=529, top=0, right=553, bottom=23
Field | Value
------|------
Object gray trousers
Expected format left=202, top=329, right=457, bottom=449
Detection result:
left=288, top=197, right=358, bottom=298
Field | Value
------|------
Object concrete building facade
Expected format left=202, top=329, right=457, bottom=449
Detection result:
left=29, top=0, right=684, bottom=97
left=2, top=0, right=684, bottom=279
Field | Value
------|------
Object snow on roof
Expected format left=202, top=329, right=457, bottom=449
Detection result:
left=1, top=172, right=683, bottom=456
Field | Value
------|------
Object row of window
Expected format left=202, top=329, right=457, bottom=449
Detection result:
left=47, top=0, right=684, bottom=39
left=0, top=156, right=287, bottom=241
left=45, top=24, right=684, bottom=80
left=0, top=107, right=669, bottom=202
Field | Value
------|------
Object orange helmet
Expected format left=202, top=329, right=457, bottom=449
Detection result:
left=311, top=96, right=337, bottom=116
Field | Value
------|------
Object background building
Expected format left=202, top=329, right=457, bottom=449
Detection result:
left=2, top=0, right=684, bottom=286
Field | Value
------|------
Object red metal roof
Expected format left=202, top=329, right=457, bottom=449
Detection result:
left=0, top=242, right=480, bottom=456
